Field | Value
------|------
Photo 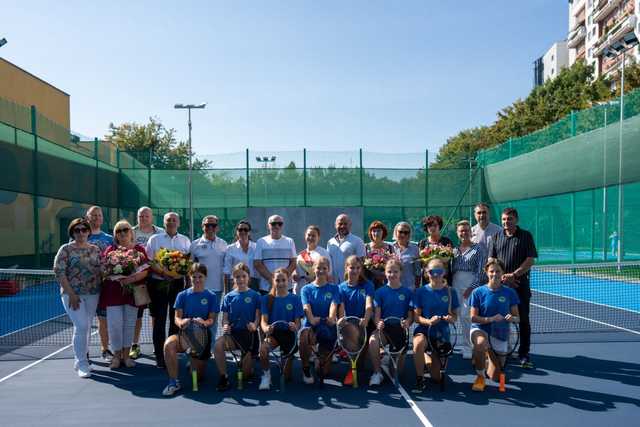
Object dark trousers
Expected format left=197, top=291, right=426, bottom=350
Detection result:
left=149, top=278, right=184, bottom=362
left=517, top=289, right=531, bottom=358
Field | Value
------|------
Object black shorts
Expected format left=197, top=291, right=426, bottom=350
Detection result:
left=269, top=328, right=297, bottom=355
left=230, top=329, right=260, bottom=356
left=181, top=328, right=212, bottom=361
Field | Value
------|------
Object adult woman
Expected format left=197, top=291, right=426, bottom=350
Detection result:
left=292, top=225, right=332, bottom=294
left=391, top=222, right=420, bottom=291
left=224, top=220, right=258, bottom=292
left=412, top=258, right=459, bottom=391
left=99, top=220, right=149, bottom=369
left=418, top=215, right=454, bottom=285
left=258, top=268, right=303, bottom=390
left=469, top=259, right=520, bottom=392
left=299, top=257, right=340, bottom=385
left=337, top=255, right=374, bottom=385
left=53, top=218, right=102, bottom=378
left=364, top=221, right=393, bottom=288
left=452, top=220, right=486, bottom=359
left=162, top=263, right=219, bottom=396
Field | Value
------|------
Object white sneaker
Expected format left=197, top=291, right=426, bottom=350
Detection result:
left=77, top=366, right=92, bottom=379
left=259, top=373, right=271, bottom=391
left=162, top=380, right=182, bottom=396
left=302, top=368, right=314, bottom=385
left=74, top=361, right=93, bottom=372
left=369, top=372, right=384, bottom=386
left=462, top=348, right=472, bottom=360
left=331, top=353, right=339, bottom=363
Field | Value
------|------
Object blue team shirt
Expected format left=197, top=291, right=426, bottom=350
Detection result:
left=174, top=288, right=219, bottom=319
left=260, top=293, right=304, bottom=323
left=300, top=283, right=340, bottom=327
left=469, top=285, right=520, bottom=334
left=88, top=231, right=114, bottom=253
left=221, top=288, right=261, bottom=330
left=374, top=284, right=414, bottom=319
left=414, top=285, right=460, bottom=338
left=338, top=280, right=375, bottom=318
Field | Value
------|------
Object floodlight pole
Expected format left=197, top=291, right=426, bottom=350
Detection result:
left=617, top=50, right=625, bottom=269
left=174, top=103, right=206, bottom=240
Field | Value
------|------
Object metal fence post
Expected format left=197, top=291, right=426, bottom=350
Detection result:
left=245, top=148, right=250, bottom=207
left=31, top=106, right=40, bottom=268
left=359, top=148, right=364, bottom=206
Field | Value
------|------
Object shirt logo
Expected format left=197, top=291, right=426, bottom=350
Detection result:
left=498, top=296, right=506, bottom=303
left=201, top=298, right=208, bottom=305
left=324, top=292, right=333, bottom=300
left=359, top=289, right=366, bottom=296
left=398, top=294, right=406, bottom=301
left=286, top=303, right=293, bottom=311
left=244, top=296, right=252, bottom=303
left=441, top=295, right=449, bottom=303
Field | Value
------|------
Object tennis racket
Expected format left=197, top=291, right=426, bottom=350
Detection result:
left=488, top=319, right=519, bottom=392
left=179, top=320, right=209, bottom=391
left=337, top=316, right=367, bottom=388
left=225, top=327, right=256, bottom=390
left=380, top=316, right=409, bottom=387
left=261, top=320, right=298, bottom=391
left=426, top=318, right=457, bottom=391
left=303, top=318, right=337, bottom=388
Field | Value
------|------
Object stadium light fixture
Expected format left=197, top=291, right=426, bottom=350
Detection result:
left=174, top=102, right=207, bottom=239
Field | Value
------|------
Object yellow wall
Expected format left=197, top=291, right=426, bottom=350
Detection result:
left=0, top=58, right=70, bottom=129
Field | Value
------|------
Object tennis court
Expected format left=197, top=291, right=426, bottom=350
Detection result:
left=0, top=264, right=638, bottom=426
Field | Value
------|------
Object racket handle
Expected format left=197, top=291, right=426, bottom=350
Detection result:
left=192, top=370, right=198, bottom=392
left=237, top=371, right=243, bottom=390
left=499, top=373, right=506, bottom=392
left=352, top=368, right=358, bottom=388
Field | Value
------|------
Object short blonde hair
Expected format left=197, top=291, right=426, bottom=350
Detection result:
left=456, top=219, right=471, bottom=229
left=113, top=220, right=133, bottom=245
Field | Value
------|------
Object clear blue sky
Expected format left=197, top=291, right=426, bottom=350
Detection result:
left=2, top=0, right=568, bottom=163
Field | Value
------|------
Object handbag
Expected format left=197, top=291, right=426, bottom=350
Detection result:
left=133, top=283, right=151, bottom=306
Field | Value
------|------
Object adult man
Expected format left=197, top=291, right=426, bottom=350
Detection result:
left=129, top=206, right=164, bottom=359
left=253, top=215, right=296, bottom=294
left=488, top=207, right=537, bottom=369
left=327, top=214, right=365, bottom=284
left=471, top=203, right=501, bottom=251
left=189, top=215, right=227, bottom=339
left=146, top=212, right=191, bottom=368
left=86, top=206, right=113, bottom=361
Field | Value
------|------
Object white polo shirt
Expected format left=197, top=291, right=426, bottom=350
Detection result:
left=327, top=233, right=366, bottom=284
left=189, top=235, right=228, bottom=292
left=146, top=232, right=191, bottom=280
left=224, top=240, right=257, bottom=278
left=471, top=222, right=502, bottom=251
left=254, top=235, right=297, bottom=292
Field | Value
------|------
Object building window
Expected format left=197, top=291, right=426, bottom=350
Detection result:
left=551, top=68, right=555, bottom=75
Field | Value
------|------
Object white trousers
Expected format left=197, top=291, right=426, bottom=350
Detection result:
left=106, top=305, right=138, bottom=353
left=452, top=271, right=475, bottom=351
left=61, top=294, right=99, bottom=368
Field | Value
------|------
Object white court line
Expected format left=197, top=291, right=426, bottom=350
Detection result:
left=532, top=289, right=640, bottom=315
left=531, top=303, right=640, bottom=336
left=0, top=314, right=67, bottom=339
left=380, top=364, right=434, bottom=427
left=0, top=331, right=97, bottom=384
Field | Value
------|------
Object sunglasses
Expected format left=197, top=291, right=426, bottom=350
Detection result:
left=116, top=228, right=131, bottom=233
left=427, top=268, right=445, bottom=277
left=398, top=230, right=410, bottom=235
left=73, top=227, right=89, bottom=234
left=203, top=223, right=218, bottom=229
left=270, top=222, right=283, bottom=227
left=237, top=227, right=250, bottom=232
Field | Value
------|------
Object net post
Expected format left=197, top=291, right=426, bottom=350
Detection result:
left=303, top=148, right=307, bottom=207
left=245, top=148, right=250, bottom=207
left=30, top=106, right=40, bottom=268
left=359, top=148, right=363, bottom=207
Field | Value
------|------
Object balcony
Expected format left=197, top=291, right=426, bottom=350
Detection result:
left=594, top=0, right=623, bottom=23
left=568, top=26, right=587, bottom=48
left=593, top=14, right=637, bottom=56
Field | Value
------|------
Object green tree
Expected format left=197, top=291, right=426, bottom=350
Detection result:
left=105, top=117, right=210, bottom=169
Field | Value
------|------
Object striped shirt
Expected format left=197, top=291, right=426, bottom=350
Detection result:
left=488, top=227, right=537, bottom=288
left=452, top=243, right=486, bottom=289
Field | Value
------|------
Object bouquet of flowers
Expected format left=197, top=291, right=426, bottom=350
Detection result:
left=417, top=244, right=454, bottom=266
left=363, top=251, right=394, bottom=272
left=154, top=248, right=192, bottom=278
left=103, top=246, right=147, bottom=291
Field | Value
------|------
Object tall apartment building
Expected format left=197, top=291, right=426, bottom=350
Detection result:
left=568, top=0, right=640, bottom=78
left=534, top=41, right=570, bottom=87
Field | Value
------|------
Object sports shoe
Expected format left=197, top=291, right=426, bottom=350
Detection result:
left=216, top=375, right=230, bottom=392
left=462, top=348, right=472, bottom=360
left=343, top=370, right=354, bottom=386
left=77, top=365, right=92, bottom=379
left=472, top=375, right=485, bottom=392
left=162, top=379, right=182, bottom=396
left=156, top=358, right=166, bottom=369
left=129, top=344, right=141, bottom=359
left=302, top=367, right=314, bottom=385
left=413, top=376, right=425, bottom=392
left=369, top=371, right=384, bottom=386
left=109, top=357, right=121, bottom=369
left=102, top=349, right=114, bottom=361
left=331, top=353, right=339, bottom=363
left=259, top=372, right=271, bottom=391
left=520, top=356, right=534, bottom=369
left=122, top=358, right=136, bottom=368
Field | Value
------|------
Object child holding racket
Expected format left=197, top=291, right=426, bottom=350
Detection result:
left=259, top=268, right=303, bottom=390
left=299, top=256, right=340, bottom=385
left=213, top=262, right=261, bottom=391
left=412, top=258, right=459, bottom=391
left=469, top=259, right=520, bottom=392
left=162, top=263, right=219, bottom=396
left=337, top=255, right=375, bottom=385
left=368, top=258, right=414, bottom=386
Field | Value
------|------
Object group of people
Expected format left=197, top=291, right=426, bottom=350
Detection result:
left=53, top=202, right=538, bottom=395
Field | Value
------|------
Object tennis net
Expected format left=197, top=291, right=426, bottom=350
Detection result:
left=0, top=263, right=638, bottom=348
